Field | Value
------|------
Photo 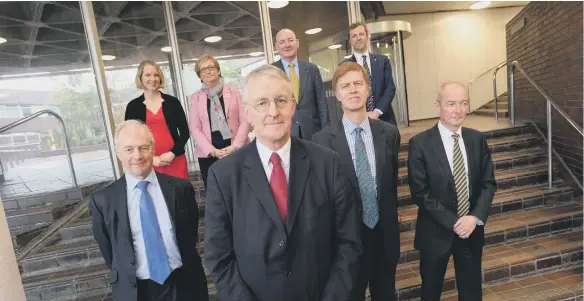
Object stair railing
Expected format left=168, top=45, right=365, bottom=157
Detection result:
left=468, top=61, right=506, bottom=114
left=0, top=110, right=78, bottom=188
left=492, top=62, right=508, bottom=120
left=508, top=61, right=584, bottom=188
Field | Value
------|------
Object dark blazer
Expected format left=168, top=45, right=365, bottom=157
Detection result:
left=407, top=125, right=496, bottom=256
left=272, top=59, right=330, bottom=139
left=347, top=53, right=396, bottom=124
left=89, top=172, right=208, bottom=301
left=125, top=92, right=190, bottom=156
left=204, top=137, right=362, bottom=301
left=313, top=118, right=401, bottom=262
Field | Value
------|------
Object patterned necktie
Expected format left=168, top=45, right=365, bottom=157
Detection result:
left=270, top=153, right=288, bottom=222
left=354, top=127, right=379, bottom=228
left=361, top=55, right=375, bottom=111
left=288, top=63, right=300, bottom=103
left=452, top=134, right=470, bottom=217
left=136, top=180, right=171, bottom=284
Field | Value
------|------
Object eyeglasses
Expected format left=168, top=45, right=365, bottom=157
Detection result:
left=200, top=66, right=217, bottom=73
left=250, top=96, right=294, bottom=113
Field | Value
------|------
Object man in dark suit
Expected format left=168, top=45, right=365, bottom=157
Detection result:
left=313, top=62, right=401, bottom=301
left=346, top=22, right=397, bottom=125
left=408, top=82, right=496, bottom=301
left=272, top=28, right=329, bottom=139
left=204, top=64, right=362, bottom=301
left=89, top=120, right=208, bottom=301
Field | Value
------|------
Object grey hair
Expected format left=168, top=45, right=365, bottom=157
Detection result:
left=114, top=119, right=155, bottom=149
left=242, top=64, right=291, bottom=103
left=436, top=81, right=467, bottom=102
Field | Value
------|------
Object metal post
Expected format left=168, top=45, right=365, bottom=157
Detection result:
left=395, top=31, right=409, bottom=126
left=547, top=101, right=553, bottom=188
left=79, top=1, right=122, bottom=179
left=258, top=1, right=275, bottom=64
left=163, top=1, right=196, bottom=168
left=508, top=64, right=516, bottom=126
left=347, top=1, right=362, bottom=23
left=492, top=71, right=499, bottom=120
left=468, top=83, right=472, bottom=114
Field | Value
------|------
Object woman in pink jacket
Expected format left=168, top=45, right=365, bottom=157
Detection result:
left=188, top=54, right=250, bottom=188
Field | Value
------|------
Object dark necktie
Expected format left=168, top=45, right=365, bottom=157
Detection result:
left=452, top=134, right=470, bottom=216
left=269, top=153, right=288, bottom=222
left=362, top=55, right=375, bottom=111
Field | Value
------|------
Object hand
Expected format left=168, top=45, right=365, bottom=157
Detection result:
left=454, top=216, right=477, bottom=239
left=159, top=152, right=175, bottom=165
left=366, top=111, right=381, bottom=120
left=217, top=146, right=236, bottom=159
left=210, top=149, right=224, bottom=158
left=153, top=156, right=167, bottom=167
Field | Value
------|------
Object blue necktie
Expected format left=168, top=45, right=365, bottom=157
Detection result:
left=354, top=127, right=379, bottom=228
left=136, top=180, right=171, bottom=285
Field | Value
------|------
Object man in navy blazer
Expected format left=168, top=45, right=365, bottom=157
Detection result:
left=346, top=22, right=397, bottom=125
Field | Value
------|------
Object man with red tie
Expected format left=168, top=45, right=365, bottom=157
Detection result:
left=204, top=64, right=362, bottom=301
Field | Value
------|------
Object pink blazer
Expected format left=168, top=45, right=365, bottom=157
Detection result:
left=188, top=84, right=250, bottom=158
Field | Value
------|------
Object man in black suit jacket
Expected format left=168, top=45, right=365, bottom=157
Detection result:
left=89, top=120, right=208, bottom=301
left=272, top=28, right=329, bottom=139
left=408, top=82, right=496, bottom=301
left=346, top=22, right=397, bottom=125
left=313, top=62, right=401, bottom=301
left=204, top=64, right=362, bottom=301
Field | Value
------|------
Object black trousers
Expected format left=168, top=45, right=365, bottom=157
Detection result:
left=351, top=223, right=397, bottom=301
left=419, top=236, right=483, bottom=301
left=199, top=131, right=231, bottom=189
left=137, top=269, right=180, bottom=301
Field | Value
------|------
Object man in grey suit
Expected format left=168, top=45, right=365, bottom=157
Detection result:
left=89, top=120, right=208, bottom=301
left=272, top=28, right=329, bottom=140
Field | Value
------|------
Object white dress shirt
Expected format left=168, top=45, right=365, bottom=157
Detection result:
left=353, top=50, right=371, bottom=75
left=342, top=116, right=377, bottom=186
left=256, top=138, right=292, bottom=183
left=126, top=171, right=182, bottom=280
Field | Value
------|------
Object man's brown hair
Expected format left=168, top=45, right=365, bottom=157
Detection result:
left=332, top=62, right=369, bottom=90
left=348, top=22, right=369, bottom=38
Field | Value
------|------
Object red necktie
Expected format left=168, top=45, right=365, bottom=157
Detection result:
left=269, top=152, right=288, bottom=222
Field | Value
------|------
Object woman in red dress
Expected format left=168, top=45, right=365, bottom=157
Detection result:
left=124, top=60, right=190, bottom=179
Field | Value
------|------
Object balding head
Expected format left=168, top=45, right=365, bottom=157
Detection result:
left=275, top=28, right=299, bottom=61
left=435, top=81, right=469, bottom=132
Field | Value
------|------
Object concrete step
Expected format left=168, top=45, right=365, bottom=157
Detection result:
left=484, top=101, right=509, bottom=110
left=475, top=108, right=510, bottom=118
left=5, top=200, right=79, bottom=232
left=396, top=230, right=584, bottom=300
left=2, top=188, right=82, bottom=211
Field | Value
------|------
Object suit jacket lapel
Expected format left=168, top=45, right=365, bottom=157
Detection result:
left=370, top=53, right=380, bottom=96
left=286, top=137, right=309, bottom=234
left=462, top=128, right=475, bottom=198
left=331, top=121, right=360, bottom=197
left=370, top=120, right=386, bottom=197
left=157, top=172, right=177, bottom=230
left=298, top=61, right=309, bottom=104
left=430, top=124, right=454, bottom=185
left=243, top=141, right=287, bottom=233
left=113, top=177, right=133, bottom=251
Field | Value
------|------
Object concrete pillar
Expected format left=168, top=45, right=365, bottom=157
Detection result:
left=0, top=198, right=26, bottom=301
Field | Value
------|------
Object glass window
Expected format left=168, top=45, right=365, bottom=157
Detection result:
left=27, top=133, right=41, bottom=143
left=21, top=105, right=32, bottom=116
left=5, top=105, right=21, bottom=117
left=0, top=136, right=12, bottom=146
left=12, top=134, right=26, bottom=144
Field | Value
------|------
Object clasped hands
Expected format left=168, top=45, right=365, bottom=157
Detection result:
left=153, top=152, right=175, bottom=167
left=453, top=215, right=478, bottom=239
left=211, top=146, right=236, bottom=159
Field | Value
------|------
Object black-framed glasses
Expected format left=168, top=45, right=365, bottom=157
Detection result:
left=200, top=66, right=217, bottom=73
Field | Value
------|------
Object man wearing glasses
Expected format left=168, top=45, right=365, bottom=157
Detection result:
left=204, top=64, right=362, bottom=301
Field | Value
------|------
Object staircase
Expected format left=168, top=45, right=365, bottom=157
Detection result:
left=475, top=92, right=510, bottom=118
left=18, top=123, right=583, bottom=301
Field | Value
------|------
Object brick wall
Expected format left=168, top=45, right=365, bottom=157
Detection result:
left=506, top=1, right=583, bottom=182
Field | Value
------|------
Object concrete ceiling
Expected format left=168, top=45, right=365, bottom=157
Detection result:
left=381, top=1, right=528, bottom=15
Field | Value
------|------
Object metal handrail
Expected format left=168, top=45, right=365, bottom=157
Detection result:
left=468, top=61, right=506, bottom=111
left=492, top=62, right=508, bottom=120
left=508, top=60, right=584, bottom=188
left=0, top=110, right=78, bottom=187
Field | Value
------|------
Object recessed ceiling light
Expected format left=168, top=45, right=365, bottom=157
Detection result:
left=470, top=1, right=491, bottom=9
left=102, top=55, right=116, bottom=61
left=161, top=46, right=172, bottom=52
left=328, top=44, right=342, bottom=50
left=249, top=52, right=264, bottom=57
left=305, top=28, right=322, bottom=35
left=0, top=37, right=6, bottom=44
left=204, top=36, right=222, bottom=43
left=267, top=1, right=289, bottom=9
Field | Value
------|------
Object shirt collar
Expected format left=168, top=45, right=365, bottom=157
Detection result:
left=256, top=138, right=292, bottom=170
left=438, top=120, right=462, bottom=140
left=343, top=115, right=371, bottom=136
left=353, top=50, right=369, bottom=60
left=125, top=169, right=159, bottom=190
left=281, top=57, right=299, bottom=68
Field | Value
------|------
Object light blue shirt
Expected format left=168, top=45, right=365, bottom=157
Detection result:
left=280, top=57, right=300, bottom=80
left=126, top=171, right=183, bottom=279
left=342, top=116, right=377, bottom=186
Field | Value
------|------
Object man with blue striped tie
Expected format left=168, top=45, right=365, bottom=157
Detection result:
left=89, top=120, right=208, bottom=301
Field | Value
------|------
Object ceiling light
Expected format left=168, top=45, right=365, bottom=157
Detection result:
left=249, top=52, right=264, bottom=57
left=161, top=46, right=172, bottom=52
left=0, top=37, right=6, bottom=44
left=267, top=1, right=289, bottom=9
left=328, top=44, right=342, bottom=50
left=204, top=36, right=222, bottom=43
left=305, top=28, right=322, bottom=35
left=470, top=1, right=491, bottom=9
left=102, top=55, right=116, bottom=61
left=344, top=54, right=352, bottom=59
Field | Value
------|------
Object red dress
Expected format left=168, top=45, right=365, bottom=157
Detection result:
left=146, top=109, right=188, bottom=179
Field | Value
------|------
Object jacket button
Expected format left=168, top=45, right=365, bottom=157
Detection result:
left=286, top=271, right=292, bottom=277
left=279, top=240, right=285, bottom=247
left=131, top=260, right=136, bottom=265
left=132, top=283, right=137, bottom=289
